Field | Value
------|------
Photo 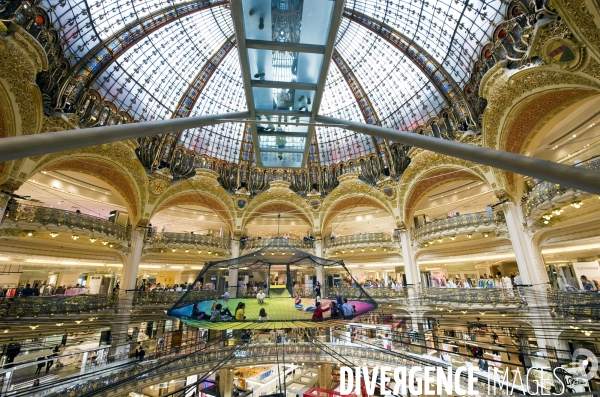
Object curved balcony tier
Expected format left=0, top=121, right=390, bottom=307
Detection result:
left=547, top=290, right=600, bottom=320
left=523, top=159, right=600, bottom=222
left=421, top=287, right=527, bottom=308
left=240, top=237, right=314, bottom=253
left=146, top=233, right=231, bottom=255
left=1, top=203, right=130, bottom=241
left=324, top=232, right=398, bottom=253
left=411, top=210, right=505, bottom=244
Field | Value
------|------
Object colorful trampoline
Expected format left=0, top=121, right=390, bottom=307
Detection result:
left=167, top=238, right=378, bottom=329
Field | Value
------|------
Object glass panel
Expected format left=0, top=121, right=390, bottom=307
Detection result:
left=346, top=0, right=507, bottom=86
left=258, top=135, right=306, bottom=150
left=260, top=151, right=304, bottom=168
left=334, top=19, right=446, bottom=131
left=253, top=87, right=315, bottom=111
left=256, top=115, right=311, bottom=134
left=242, top=0, right=334, bottom=45
left=248, top=49, right=323, bottom=84
left=93, top=7, right=234, bottom=121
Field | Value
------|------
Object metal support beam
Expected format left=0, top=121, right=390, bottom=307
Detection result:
left=246, top=40, right=325, bottom=54
left=251, top=80, right=317, bottom=91
left=0, top=112, right=250, bottom=163
left=315, top=115, right=600, bottom=195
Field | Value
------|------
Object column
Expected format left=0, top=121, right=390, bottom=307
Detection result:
left=502, top=202, right=549, bottom=288
left=109, top=228, right=144, bottom=361
left=502, top=203, right=570, bottom=358
left=120, top=228, right=145, bottom=291
left=399, top=229, right=420, bottom=285
left=317, top=364, right=332, bottom=389
left=228, top=238, right=240, bottom=297
left=219, top=368, right=233, bottom=397
left=314, top=237, right=325, bottom=297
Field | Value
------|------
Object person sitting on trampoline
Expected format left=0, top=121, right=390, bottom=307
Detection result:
left=311, top=301, right=330, bottom=321
left=257, top=289, right=266, bottom=304
left=210, top=303, right=233, bottom=321
left=235, top=302, right=246, bottom=321
left=305, top=297, right=321, bottom=311
left=258, top=308, right=270, bottom=321
left=294, top=295, right=304, bottom=309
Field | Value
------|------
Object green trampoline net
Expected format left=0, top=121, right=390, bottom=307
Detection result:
left=167, top=238, right=378, bottom=329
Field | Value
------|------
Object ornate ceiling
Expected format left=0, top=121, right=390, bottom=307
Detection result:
left=39, top=0, right=509, bottom=165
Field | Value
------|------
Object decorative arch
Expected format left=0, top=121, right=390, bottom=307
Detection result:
left=148, top=172, right=236, bottom=229
left=320, top=176, right=397, bottom=232
left=398, top=152, right=491, bottom=222
left=480, top=64, right=600, bottom=191
left=24, top=142, right=148, bottom=225
left=241, top=182, right=315, bottom=230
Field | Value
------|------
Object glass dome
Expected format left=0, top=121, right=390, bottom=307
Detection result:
left=37, top=0, right=509, bottom=166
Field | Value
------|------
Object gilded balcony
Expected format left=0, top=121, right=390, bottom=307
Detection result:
left=522, top=158, right=600, bottom=222
left=411, top=210, right=505, bottom=245
left=1, top=203, right=130, bottom=241
left=324, top=232, right=397, bottom=254
left=146, top=233, right=231, bottom=255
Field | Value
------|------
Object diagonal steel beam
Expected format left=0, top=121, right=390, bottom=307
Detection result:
left=1, top=114, right=599, bottom=195
left=62, top=0, right=228, bottom=105
left=0, top=112, right=250, bottom=163
left=315, top=115, right=600, bottom=195
left=343, top=9, right=473, bottom=121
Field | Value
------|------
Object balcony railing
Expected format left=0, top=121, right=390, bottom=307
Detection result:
left=150, top=233, right=230, bottom=250
left=412, top=210, right=504, bottom=243
left=0, top=294, right=118, bottom=317
left=522, top=158, right=600, bottom=220
left=52, top=343, right=483, bottom=397
left=325, top=232, right=394, bottom=250
left=547, top=290, right=600, bottom=319
left=2, top=203, right=130, bottom=240
left=241, top=238, right=314, bottom=252
left=420, top=287, right=527, bottom=307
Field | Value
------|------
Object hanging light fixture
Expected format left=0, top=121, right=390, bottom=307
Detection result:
left=50, top=232, right=59, bottom=238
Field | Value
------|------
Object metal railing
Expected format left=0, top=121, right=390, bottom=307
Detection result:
left=0, top=293, right=118, bottom=317
left=52, top=342, right=487, bottom=397
left=149, top=233, right=230, bottom=249
left=421, top=287, right=527, bottom=307
left=241, top=238, right=314, bottom=251
left=522, top=158, right=600, bottom=219
left=547, top=290, right=600, bottom=319
left=2, top=203, right=130, bottom=240
left=412, top=210, right=504, bottom=242
left=325, top=232, right=393, bottom=249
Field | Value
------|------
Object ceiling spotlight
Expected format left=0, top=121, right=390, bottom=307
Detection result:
left=71, top=235, right=79, bottom=240
left=437, top=238, right=443, bottom=242
left=102, top=241, right=109, bottom=246
left=50, top=232, right=59, bottom=238
left=27, top=231, right=33, bottom=237
left=56, top=323, right=63, bottom=326
left=185, top=249, right=189, bottom=253
left=450, top=236, right=456, bottom=241
left=571, top=202, right=583, bottom=209
left=198, top=250, right=202, bottom=254
left=208, top=252, right=212, bottom=255
left=29, top=325, right=39, bottom=330
left=109, top=244, right=114, bottom=248
left=89, top=238, right=96, bottom=243
left=483, top=232, right=489, bottom=238
left=467, top=234, right=472, bottom=238
left=171, top=249, right=177, bottom=253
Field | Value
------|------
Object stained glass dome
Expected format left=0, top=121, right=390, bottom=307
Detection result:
left=24, top=0, right=515, bottom=167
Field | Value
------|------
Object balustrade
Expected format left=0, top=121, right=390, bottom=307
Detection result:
left=2, top=203, right=130, bottom=240
left=412, top=210, right=504, bottom=242
left=522, top=158, right=600, bottom=220
left=325, top=232, right=393, bottom=250
left=547, top=290, right=600, bottom=319
left=150, top=233, right=230, bottom=250
left=421, top=287, right=527, bottom=307
left=0, top=293, right=117, bottom=318
left=241, top=238, right=314, bottom=252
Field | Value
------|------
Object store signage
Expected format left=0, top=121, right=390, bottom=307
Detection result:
left=572, top=261, right=600, bottom=289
